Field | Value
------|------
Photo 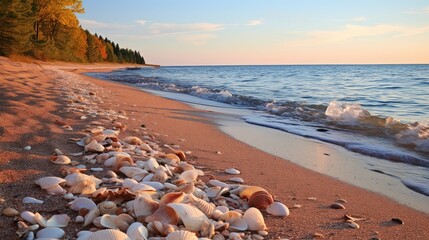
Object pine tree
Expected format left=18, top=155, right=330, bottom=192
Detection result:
left=0, top=0, right=35, bottom=56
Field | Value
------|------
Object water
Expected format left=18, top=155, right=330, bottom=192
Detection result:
left=87, top=64, right=429, bottom=198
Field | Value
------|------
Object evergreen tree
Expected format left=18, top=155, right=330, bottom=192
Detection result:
left=0, top=0, right=35, bottom=56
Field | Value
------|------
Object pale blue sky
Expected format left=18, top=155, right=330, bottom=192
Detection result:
left=78, top=1, right=429, bottom=65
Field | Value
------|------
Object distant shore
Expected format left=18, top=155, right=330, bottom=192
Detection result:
left=0, top=57, right=428, bottom=239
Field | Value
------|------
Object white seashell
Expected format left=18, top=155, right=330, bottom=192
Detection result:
left=206, top=187, right=222, bottom=198
left=69, top=197, right=97, bottom=211
left=229, top=218, right=248, bottom=231
left=75, top=215, right=84, bottom=223
left=142, top=181, right=165, bottom=190
left=36, top=227, right=65, bottom=238
left=243, top=207, right=267, bottom=231
left=166, top=230, right=198, bottom=240
left=100, top=214, right=118, bottom=229
left=164, top=183, right=178, bottom=190
left=23, top=197, right=44, bottom=204
left=131, top=183, right=157, bottom=193
left=134, top=194, right=159, bottom=217
left=21, top=211, right=37, bottom=224
left=208, top=179, right=229, bottom=189
left=122, top=178, right=139, bottom=188
left=106, top=170, right=117, bottom=178
left=229, top=232, right=243, bottom=240
left=24, top=146, right=31, bottom=150
left=87, top=229, right=131, bottom=240
left=179, top=169, right=204, bottom=183
left=167, top=203, right=211, bottom=232
left=77, top=230, right=93, bottom=240
left=46, top=214, right=71, bottom=227
left=229, top=177, right=244, bottom=183
left=127, top=222, right=149, bottom=240
left=45, top=184, right=67, bottom=195
left=83, top=206, right=100, bottom=227
left=140, top=142, right=153, bottom=152
left=266, top=202, right=290, bottom=217
left=104, top=156, right=117, bottom=167
left=186, top=194, right=216, bottom=218
left=216, top=205, right=229, bottom=214
left=225, top=168, right=240, bottom=175
left=142, top=173, right=154, bottom=182
left=120, top=167, right=148, bottom=178
left=25, top=231, right=34, bottom=240
left=145, top=157, right=159, bottom=172
left=85, top=140, right=105, bottom=153
left=35, top=176, right=65, bottom=190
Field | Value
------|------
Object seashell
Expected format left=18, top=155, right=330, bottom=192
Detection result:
left=229, top=232, right=243, bottom=240
left=142, top=181, right=165, bottom=191
left=163, top=153, right=181, bottom=164
left=83, top=206, right=100, bottom=227
left=50, top=155, right=71, bottom=165
left=131, top=183, right=157, bottom=194
left=229, top=218, right=248, bottom=232
left=90, top=167, right=104, bottom=172
left=331, top=202, right=346, bottom=209
left=106, top=170, right=117, bottom=178
left=91, top=187, right=107, bottom=199
left=134, top=194, right=159, bottom=217
left=140, top=143, right=153, bottom=152
left=3, top=207, right=19, bottom=217
left=216, top=205, right=230, bottom=214
left=266, top=202, right=290, bottom=217
left=120, top=167, right=147, bottom=178
left=179, top=169, right=204, bottom=183
left=34, top=212, right=48, bottom=227
left=100, top=214, right=118, bottom=229
left=152, top=170, right=169, bottom=183
left=98, top=201, right=118, bottom=215
left=193, top=187, right=209, bottom=201
left=76, top=215, right=84, bottom=223
left=64, top=193, right=75, bottom=200
left=123, top=136, right=144, bottom=145
left=166, top=230, right=198, bottom=240
left=145, top=157, right=159, bottom=172
left=122, top=178, right=139, bottom=189
left=208, top=179, right=229, bottom=189
left=46, top=214, right=71, bottom=227
left=347, top=221, right=360, bottom=229
left=220, top=211, right=242, bottom=223
left=243, top=207, right=267, bottom=231
left=206, top=187, right=223, bottom=198
left=69, top=179, right=97, bottom=195
left=159, top=192, right=185, bottom=205
left=127, top=222, right=149, bottom=240
left=36, top=227, right=65, bottom=238
left=93, top=216, right=103, bottom=228
left=85, top=140, right=105, bottom=153
left=248, top=191, right=274, bottom=209
left=69, top=197, right=97, bottom=211
left=172, top=150, right=186, bottom=161
left=239, top=186, right=268, bottom=199
left=22, top=197, right=43, bottom=204
left=229, top=177, right=244, bottom=183
left=212, top=233, right=226, bottom=240
left=344, top=214, right=366, bottom=222
left=145, top=205, right=179, bottom=225
left=164, top=182, right=178, bottom=190
left=176, top=162, right=195, bottom=173
left=114, top=156, right=134, bottom=171
left=186, top=194, right=216, bottom=218
left=225, top=168, right=240, bottom=175
left=167, top=203, right=211, bottom=232
left=103, top=129, right=119, bottom=138
left=21, top=211, right=37, bottom=224
left=35, top=176, right=65, bottom=190
left=87, top=229, right=131, bottom=240
left=24, top=146, right=31, bottom=150
left=77, top=230, right=93, bottom=239
left=45, top=184, right=67, bottom=195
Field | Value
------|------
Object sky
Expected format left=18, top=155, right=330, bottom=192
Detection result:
left=78, top=0, right=429, bottom=66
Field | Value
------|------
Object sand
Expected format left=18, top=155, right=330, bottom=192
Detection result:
left=0, top=56, right=428, bottom=239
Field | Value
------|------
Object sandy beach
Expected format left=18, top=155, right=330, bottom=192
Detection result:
left=1, top=56, right=429, bottom=239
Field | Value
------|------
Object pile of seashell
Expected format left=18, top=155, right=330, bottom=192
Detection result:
left=15, top=125, right=290, bottom=240
left=8, top=70, right=289, bottom=239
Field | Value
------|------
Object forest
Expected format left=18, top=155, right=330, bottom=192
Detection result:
left=0, top=0, right=145, bottom=64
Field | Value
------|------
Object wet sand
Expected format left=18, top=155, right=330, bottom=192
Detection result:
left=0, top=57, right=429, bottom=239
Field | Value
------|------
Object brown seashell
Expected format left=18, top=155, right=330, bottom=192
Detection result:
left=159, top=192, right=185, bottom=205
left=3, top=207, right=19, bottom=217
left=239, top=186, right=268, bottom=199
left=163, top=153, right=181, bottom=163
left=122, top=136, right=143, bottom=145
left=145, top=205, right=179, bottom=225
left=173, top=150, right=186, bottom=161
left=85, top=140, right=105, bottom=153
left=69, top=180, right=96, bottom=195
left=60, top=166, right=86, bottom=176
left=248, top=191, right=274, bottom=209
left=78, top=208, right=90, bottom=217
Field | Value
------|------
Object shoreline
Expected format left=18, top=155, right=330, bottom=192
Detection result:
left=0, top=57, right=428, bottom=239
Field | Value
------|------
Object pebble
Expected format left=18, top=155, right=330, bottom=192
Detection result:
left=3, top=207, right=19, bottom=217
left=0, top=197, right=5, bottom=204
left=24, top=146, right=31, bottom=151
left=90, top=167, right=104, bottom=172
left=257, top=230, right=268, bottom=236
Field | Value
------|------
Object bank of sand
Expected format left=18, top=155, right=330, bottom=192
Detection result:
left=0, top=56, right=428, bottom=239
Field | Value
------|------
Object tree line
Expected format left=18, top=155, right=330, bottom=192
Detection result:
left=0, top=0, right=145, bottom=64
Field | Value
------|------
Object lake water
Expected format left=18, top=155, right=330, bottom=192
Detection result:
left=87, top=64, right=429, bottom=199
